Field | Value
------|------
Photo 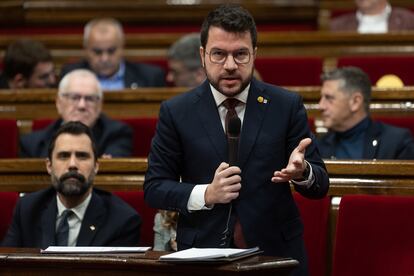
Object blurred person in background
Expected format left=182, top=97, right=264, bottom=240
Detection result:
left=167, top=33, right=206, bottom=87
left=20, top=69, right=133, bottom=158
left=330, top=0, right=414, bottom=33
left=61, top=17, right=165, bottom=90
left=318, top=66, right=414, bottom=159
left=0, top=39, right=56, bottom=89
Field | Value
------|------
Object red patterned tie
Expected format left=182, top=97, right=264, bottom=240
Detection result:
left=222, top=98, right=240, bottom=136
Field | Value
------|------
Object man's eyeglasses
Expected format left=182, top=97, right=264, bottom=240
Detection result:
left=60, top=93, right=101, bottom=105
left=91, top=47, right=118, bottom=56
left=206, top=48, right=252, bottom=65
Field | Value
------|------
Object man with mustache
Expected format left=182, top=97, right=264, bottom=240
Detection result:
left=2, top=121, right=141, bottom=247
left=144, top=4, right=329, bottom=276
left=60, top=17, right=166, bottom=90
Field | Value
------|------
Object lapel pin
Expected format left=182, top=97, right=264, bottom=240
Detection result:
left=372, top=140, right=378, bottom=147
left=90, top=225, right=96, bottom=231
left=257, top=96, right=268, bottom=104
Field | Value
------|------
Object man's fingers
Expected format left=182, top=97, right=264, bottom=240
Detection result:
left=296, top=138, right=312, bottom=153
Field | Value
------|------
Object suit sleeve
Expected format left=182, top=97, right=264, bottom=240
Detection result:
left=102, top=122, right=133, bottom=157
left=107, top=211, right=141, bottom=247
left=144, top=102, right=195, bottom=215
left=287, top=95, right=330, bottom=199
left=1, top=200, right=22, bottom=247
left=395, top=129, right=414, bottom=159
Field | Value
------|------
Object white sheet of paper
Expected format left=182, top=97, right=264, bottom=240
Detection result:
left=159, top=247, right=260, bottom=261
left=41, top=246, right=151, bottom=253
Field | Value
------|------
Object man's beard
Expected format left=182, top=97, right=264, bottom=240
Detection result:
left=51, top=170, right=94, bottom=197
left=203, top=61, right=253, bottom=97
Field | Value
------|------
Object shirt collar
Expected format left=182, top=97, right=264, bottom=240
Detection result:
left=97, top=61, right=125, bottom=81
left=336, top=116, right=370, bottom=139
left=57, top=192, right=92, bottom=221
left=210, top=83, right=250, bottom=107
left=356, top=3, right=391, bottom=22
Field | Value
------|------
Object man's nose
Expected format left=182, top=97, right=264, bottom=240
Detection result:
left=318, top=98, right=325, bottom=110
left=77, top=97, right=87, bottom=108
left=68, top=154, right=78, bottom=168
left=100, top=52, right=111, bottom=62
left=223, top=55, right=238, bottom=71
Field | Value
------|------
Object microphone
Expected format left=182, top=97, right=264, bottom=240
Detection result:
left=227, top=116, right=241, bottom=166
left=220, top=116, right=241, bottom=247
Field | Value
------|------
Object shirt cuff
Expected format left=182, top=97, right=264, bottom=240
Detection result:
left=187, top=184, right=213, bottom=211
left=290, top=160, right=315, bottom=188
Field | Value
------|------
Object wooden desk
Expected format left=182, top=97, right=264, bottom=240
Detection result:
left=1, top=86, right=413, bottom=123
left=0, top=248, right=298, bottom=276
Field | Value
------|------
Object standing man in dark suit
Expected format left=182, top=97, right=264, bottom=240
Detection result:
left=60, top=17, right=165, bottom=90
left=144, top=4, right=329, bottom=275
left=20, top=69, right=133, bottom=158
left=2, top=121, right=141, bottom=248
left=318, top=66, right=414, bottom=159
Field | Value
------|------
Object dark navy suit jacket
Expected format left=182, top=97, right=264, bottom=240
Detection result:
left=144, top=79, right=329, bottom=275
left=1, top=187, right=141, bottom=248
left=317, top=119, right=414, bottom=159
left=60, top=60, right=166, bottom=88
left=19, top=114, right=133, bottom=158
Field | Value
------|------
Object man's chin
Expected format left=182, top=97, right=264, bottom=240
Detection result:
left=219, top=85, right=242, bottom=97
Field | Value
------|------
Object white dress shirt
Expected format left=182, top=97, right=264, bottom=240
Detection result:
left=56, top=192, right=92, bottom=246
left=357, top=4, right=392, bottom=33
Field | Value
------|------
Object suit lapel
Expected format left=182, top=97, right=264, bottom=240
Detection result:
left=363, top=120, right=380, bottom=159
left=40, top=196, right=58, bottom=249
left=76, top=191, right=106, bottom=246
left=238, top=80, right=269, bottom=168
left=195, top=82, right=227, bottom=161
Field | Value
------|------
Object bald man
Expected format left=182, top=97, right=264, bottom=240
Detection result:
left=60, top=18, right=165, bottom=90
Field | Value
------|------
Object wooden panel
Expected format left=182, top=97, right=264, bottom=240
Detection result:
left=0, top=0, right=317, bottom=27
left=1, top=87, right=413, bottom=126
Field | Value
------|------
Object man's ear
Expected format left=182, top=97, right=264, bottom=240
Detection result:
left=349, top=92, right=364, bottom=112
left=94, top=160, right=99, bottom=175
left=46, top=158, right=52, bottom=175
left=10, top=74, right=27, bottom=89
left=199, top=46, right=205, bottom=68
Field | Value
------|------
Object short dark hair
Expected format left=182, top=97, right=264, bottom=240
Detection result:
left=321, top=66, right=372, bottom=112
left=3, top=39, right=52, bottom=80
left=200, top=4, right=257, bottom=49
left=48, top=121, right=98, bottom=161
left=168, top=33, right=202, bottom=70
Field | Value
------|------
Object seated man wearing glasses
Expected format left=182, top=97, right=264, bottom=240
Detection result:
left=60, top=17, right=165, bottom=90
left=20, top=69, right=133, bottom=158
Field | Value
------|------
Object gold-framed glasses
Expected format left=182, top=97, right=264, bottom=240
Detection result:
left=206, top=48, right=251, bottom=65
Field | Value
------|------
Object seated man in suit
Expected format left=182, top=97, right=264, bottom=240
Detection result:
left=330, top=0, right=414, bottom=33
left=2, top=121, right=141, bottom=247
left=0, top=39, right=56, bottom=89
left=60, top=17, right=166, bottom=90
left=20, top=69, right=133, bottom=158
left=317, top=66, right=414, bottom=159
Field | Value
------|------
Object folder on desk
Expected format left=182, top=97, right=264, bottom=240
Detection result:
left=159, top=247, right=262, bottom=263
left=41, top=246, right=151, bottom=254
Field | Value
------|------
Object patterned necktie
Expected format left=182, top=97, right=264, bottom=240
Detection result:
left=222, top=98, right=240, bottom=136
left=55, top=209, right=73, bottom=246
